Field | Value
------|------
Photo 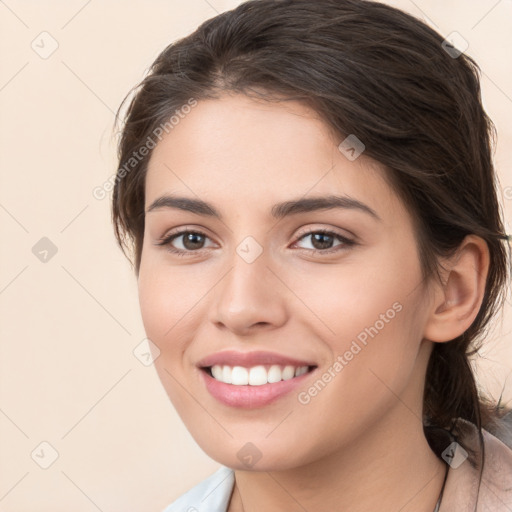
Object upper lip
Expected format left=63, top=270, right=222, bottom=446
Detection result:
left=197, top=350, right=317, bottom=369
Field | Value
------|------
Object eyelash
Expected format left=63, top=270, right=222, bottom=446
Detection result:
left=155, top=228, right=356, bottom=257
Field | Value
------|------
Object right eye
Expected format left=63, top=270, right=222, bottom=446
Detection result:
left=156, top=229, right=216, bottom=255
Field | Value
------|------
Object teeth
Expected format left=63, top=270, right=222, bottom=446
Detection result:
left=295, top=366, right=309, bottom=377
left=211, top=365, right=223, bottom=381
left=267, top=365, right=282, bottom=384
left=231, top=366, right=249, bottom=385
left=282, top=366, right=295, bottom=380
left=222, top=366, right=232, bottom=384
left=249, top=366, right=267, bottom=386
left=209, top=364, right=310, bottom=385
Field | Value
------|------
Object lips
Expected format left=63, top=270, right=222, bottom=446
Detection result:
left=197, top=350, right=318, bottom=408
left=197, top=350, right=316, bottom=369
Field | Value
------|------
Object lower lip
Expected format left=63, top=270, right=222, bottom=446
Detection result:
left=200, top=368, right=316, bottom=408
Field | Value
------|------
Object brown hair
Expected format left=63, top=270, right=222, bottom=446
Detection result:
left=112, top=0, right=510, bottom=478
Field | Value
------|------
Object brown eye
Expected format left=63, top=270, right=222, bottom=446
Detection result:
left=294, top=229, right=356, bottom=254
left=156, top=230, right=214, bottom=254
left=180, top=232, right=206, bottom=250
left=309, top=232, right=335, bottom=250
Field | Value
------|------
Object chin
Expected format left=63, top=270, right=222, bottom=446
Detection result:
left=196, top=437, right=311, bottom=472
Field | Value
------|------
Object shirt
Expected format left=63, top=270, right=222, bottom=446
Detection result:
left=162, top=419, right=512, bottom=512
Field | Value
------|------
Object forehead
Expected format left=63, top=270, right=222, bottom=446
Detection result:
left=145, top=94, right=404, bottom=221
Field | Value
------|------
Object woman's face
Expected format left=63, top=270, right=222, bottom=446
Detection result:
left=138, top=93, right=437, bottom=470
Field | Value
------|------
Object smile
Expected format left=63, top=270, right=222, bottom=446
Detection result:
left=197, top=350, right=318, bottom=408
left=206, top=364, right=311, bottom=385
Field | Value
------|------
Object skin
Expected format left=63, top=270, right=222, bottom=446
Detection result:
left=138, top=93, right=489, bottom=512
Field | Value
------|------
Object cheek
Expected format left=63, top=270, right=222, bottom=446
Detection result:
left=137, top=257, right=199, bottom=407
left=138, top=250, right=204, bottom=336
left=137, top=254, right=192, bottom=361
left=292, top=248, right=427, bottom=403
left=137, top=263, right=170, bottom=341
left=289, top=243, right=424, bottom=347
left=287, top=242, right=428, bottom=414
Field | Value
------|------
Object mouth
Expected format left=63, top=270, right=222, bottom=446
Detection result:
left=202, top=364, right=316, bottom=385
left=196, top=350, right=318, bottom=408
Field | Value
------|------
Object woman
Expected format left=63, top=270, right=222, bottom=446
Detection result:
left=112, top=0, right=512, bottom=510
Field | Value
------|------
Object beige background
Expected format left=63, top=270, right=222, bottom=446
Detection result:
left=0, top=1, right=511, bottom=510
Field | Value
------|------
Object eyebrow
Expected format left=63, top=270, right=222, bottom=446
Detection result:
left=145, top=194, right=380, bottom=221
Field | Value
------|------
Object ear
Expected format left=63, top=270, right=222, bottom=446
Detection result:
left=423, top=235, right=490, bottom=343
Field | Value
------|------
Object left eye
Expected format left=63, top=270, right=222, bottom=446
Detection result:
left=294, top=230, right=353, bottom=252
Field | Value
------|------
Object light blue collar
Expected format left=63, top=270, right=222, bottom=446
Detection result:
left=163, top=466, right=235, bottom=512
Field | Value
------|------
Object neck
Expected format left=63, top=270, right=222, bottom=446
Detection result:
left=228, top=412, right=447, bottom=512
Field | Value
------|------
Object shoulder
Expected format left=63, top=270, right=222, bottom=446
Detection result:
left=479, top=426, right=512, bottom=508
left=440, top=418, right=512, bottom=511
left=162, top=466, right=235, bottom=512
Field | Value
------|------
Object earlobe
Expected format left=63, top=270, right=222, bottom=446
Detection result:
left=423, top=235, right=490, bottom=343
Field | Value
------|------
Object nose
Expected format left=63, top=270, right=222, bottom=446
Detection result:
left=209, top=248, right=288, bottom=336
